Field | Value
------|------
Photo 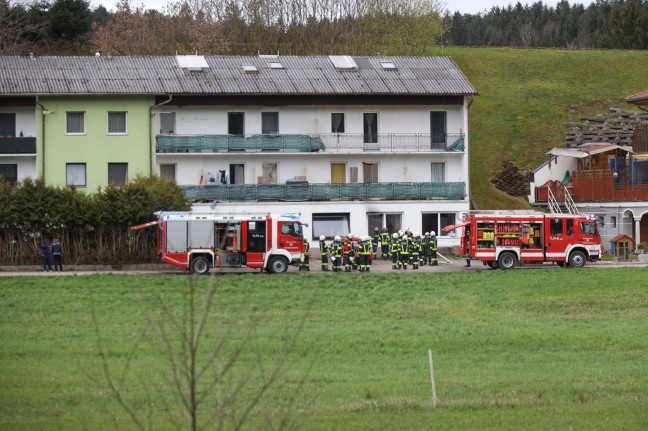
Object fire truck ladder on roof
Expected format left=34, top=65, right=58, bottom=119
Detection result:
left=547, top=185, right=578, bottom=215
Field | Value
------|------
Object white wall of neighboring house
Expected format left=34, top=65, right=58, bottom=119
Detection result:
left=0, top=107, right=37, bottom=137
left=528, top=155, right=578, bottom=203
left=0, top=156, right=37, bottom=181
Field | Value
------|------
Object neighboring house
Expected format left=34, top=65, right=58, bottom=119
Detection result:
left=0, top=54, right=477, bottom=248
left=530, top=90, right=648, bottom=249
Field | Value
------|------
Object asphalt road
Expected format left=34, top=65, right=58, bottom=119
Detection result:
left=0, top=255, right=643, bottom=276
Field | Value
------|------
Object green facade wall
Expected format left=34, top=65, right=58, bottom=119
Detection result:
left=36, top=96, right=154, bottom=190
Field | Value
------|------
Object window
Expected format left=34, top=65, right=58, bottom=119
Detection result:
left=349, top=167, right=358, bottom=183
left=363, top=162, right=378, bottom=183
left=312, top=213, right=350, bottom=238
left=66, top=163, right=86, bottom=187
left=566, top=219, right=574, bottom=236
left=108, top=163, right=128, bottom=185
left=550, top=218, right=563, bottom=236
left=108, top=112, right=127, bottom=134
left=0, top=164, right=18, bottom=185
left=262, top=112, right=279, bottom=134
left=281, top=222, right=302, bottom=237
left=160, top=164, right=176, bottom=180
left=228, top=112, right=244, bottom=136
left=430, top=111, right=447, bottom=145
left=160, top=112, right=175, bottom=134
left=0, top=113, right=16, bottom=136
left=261, top=163, right=277, bottom=184
left=229, top=163, right=244, bottom=184
left=368, top=213, right=401, bottom=234
left=422, top=213, right=455, bottom=236
left=581, top=221, right=598, bottom=236
left=331, top=113, right=345, bottom=133
left=431, top=162, right=445, bottom=182
left=66, top=112, right=85, bottom=134
left=363, top=113, right=378, bottom=144
left=611, top=216, right=617, bottom=228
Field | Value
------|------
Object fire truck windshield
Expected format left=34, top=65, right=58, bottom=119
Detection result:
left=281, top=222, right=302, bottom=237
left=580, top=221, right=598, bottom=236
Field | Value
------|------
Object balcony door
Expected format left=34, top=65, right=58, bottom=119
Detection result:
left=331, top=163, right=346, bottom=184
left=363, top=113, right=378, bottom=144
left=228, top=112, right=244, bottom=136
left=0, top=113, right=16, bottom=136
left=430, top=111, right=446, bottom=147
left=229, top=163, right=244, bottom=184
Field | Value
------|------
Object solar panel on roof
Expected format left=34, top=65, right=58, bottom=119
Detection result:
left=329, top=56, right=357, bottom=70
left=176, top=55, right=209, bottom=71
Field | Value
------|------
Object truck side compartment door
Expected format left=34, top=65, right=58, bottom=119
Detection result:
left=246, top=220, right=266, bottom=268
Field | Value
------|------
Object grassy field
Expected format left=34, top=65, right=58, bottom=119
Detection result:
left=429, top=47, right=648, bottom=209
left=1, top=269, right=648, bottom=430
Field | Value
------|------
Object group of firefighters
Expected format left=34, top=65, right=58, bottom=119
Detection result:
left=299, top=227, right=438, bottom=272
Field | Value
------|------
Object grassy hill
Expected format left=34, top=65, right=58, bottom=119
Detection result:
left=431, top=47, right=648, bottom=209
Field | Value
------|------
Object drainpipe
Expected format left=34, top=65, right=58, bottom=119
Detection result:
left=36, top=96, right=47, bottom=181
left=149, top=95, right=173, bottom=175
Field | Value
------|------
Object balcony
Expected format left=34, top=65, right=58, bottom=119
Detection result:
left=180, top=182, right=466, bottom=203
left=535, top=170, right=648, bottom=203
left=156, top=133, right=465, bottom=154
left=0, top=137, right=36, bottom=155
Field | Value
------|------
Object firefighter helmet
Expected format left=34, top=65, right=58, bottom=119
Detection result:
left=402, top=235, right=408, bottom=240
left=334, top=235, right=341, bottom=241
left=430, top=231, right=436, bottom=236
left=392, top=233, right=398, bottom=239
left=319, top=235, right=326, bottom=240
left=424, top=232, right=429, bottom=236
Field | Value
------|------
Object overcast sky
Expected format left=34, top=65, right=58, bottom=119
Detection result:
left=90, top=0, right=596, bottom=16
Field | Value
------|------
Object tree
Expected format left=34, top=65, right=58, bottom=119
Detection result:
left=93, top=278, right=311, bottom=430
left=45, top=0, right=93, bottom=44
left=0, top=0, right=42, bottom=54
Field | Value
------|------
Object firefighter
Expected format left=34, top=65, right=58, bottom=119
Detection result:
left=400, top=234, right=410, bottom=270
left=390, top=233, right=401, bottom=270
left=343, top=233, right=353, bottom=272
left=371, top=227, right=380, bottom=255
left=331, top=236, right=343, bottom=272
left=410, top=233, right=421, bottom=269
left=299, top=239, right=310, bottom=271
left=430, top=231, right=438, bottom=266
left=319, top=235, right=330, bottom=271
left=351, top=235, right=360, bottom=271
left=358, top=235, right=372, bottom=272
left=421, top=232, right=431, bottom=265
left=379, top=227, right=390, bottom=260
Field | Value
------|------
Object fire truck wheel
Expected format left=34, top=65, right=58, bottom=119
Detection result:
left=190, top=256, right=211, bottom=275
left=486, top=261, right=499, bottom=269
left=497, top=252, right=516, bottom=270
left=268, top=256, right=288, bottom=274
left=568, top=251, right=586, bottom=268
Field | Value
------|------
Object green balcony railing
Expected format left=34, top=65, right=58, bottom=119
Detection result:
left=157, top=134, right=325, bottom=153
left=157, top=133, right=465, bottom=154
left=180, top=182, right=466, bottom=202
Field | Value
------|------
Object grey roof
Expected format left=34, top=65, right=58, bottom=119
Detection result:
left=0, top=55, right=477, bottom=97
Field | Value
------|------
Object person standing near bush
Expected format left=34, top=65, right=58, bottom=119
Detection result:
left=51, top=238, right=63, bottom=272
left=41, top=239, right=52, bottom=272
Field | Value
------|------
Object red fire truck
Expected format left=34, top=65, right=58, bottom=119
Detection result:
left=445, top=212, right=602, bottom=269
left=130, top=211, right=306, bottom=274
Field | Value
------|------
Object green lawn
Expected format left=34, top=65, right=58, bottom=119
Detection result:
left=432, top=47, right=648, bottom=209
left=1, top=270, right=648, bottom=430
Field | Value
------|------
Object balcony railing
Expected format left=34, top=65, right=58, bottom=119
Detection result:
left=157, top=133, right=465, bottom=154
left=0, top=137, right=36, bottom=154
left=180, top=182, right=466, bottom=203
left=535, top=170, right=648, bottom=202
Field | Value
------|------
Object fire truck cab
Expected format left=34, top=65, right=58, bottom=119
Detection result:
left=456, top=212, right=602, bottom=270
left=132, top=212, right=306, bottom=274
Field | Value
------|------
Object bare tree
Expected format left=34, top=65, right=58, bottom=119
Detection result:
left=0, top=0, right=42, bottom=54
left=92, top=276, right=312, bottom=430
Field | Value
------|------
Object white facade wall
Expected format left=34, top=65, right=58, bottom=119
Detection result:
left=0, top=107, right=37, bottom=137
left=193, top=200, right=465, bottom=249
left=0, top=156, right=37, bottom=181
left=160, top=105, right=465, bottom=136
left=159, top=153, right=466, bottom=186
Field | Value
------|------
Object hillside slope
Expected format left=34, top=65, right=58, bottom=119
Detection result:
left=437, top=47, right=648, bottom=209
